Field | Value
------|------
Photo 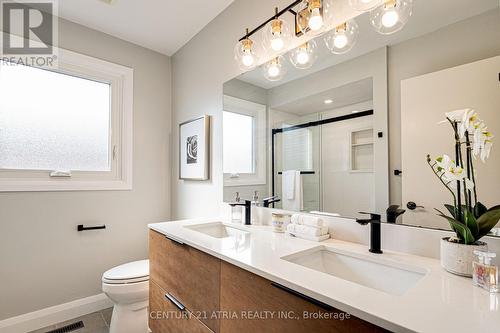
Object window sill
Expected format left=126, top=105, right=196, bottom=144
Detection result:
left=223, top=177, right=266, bottom=187
left=0, top=179, right=132, bottom=192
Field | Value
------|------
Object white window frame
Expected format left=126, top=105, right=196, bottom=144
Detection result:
left=223, top=95, right=266, bottom=187
left=0, top=47, right=133, bottom=192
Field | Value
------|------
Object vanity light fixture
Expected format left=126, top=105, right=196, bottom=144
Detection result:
left=308, top=0, right=324, bottom=31
left=370, top=0, right=413, bottom=35
left=296, top=0, right=333, bottom=35
left=289, top=40, right=318, bottom=69
left=262, top=7, right=292, bottom=54
left=263, top=56, right=286, bottom=81
left=233, top=0, right=412, bottom=79
left=348, top=0, right=382, bottom=12
left=234, top=29, right=258, bottom=70
left=324, top=20, right=359, bottom=54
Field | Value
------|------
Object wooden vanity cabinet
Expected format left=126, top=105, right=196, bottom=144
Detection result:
left=149, top=230, right=220, bottom=332
left=149, top=281, right=213, bottom=333
left=149, top=229, right=387, bottom=333
left=220, top=261, right=388, bottom=333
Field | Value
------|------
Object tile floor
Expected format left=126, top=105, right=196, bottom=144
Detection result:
left=29, top=308, right=112, bottom=333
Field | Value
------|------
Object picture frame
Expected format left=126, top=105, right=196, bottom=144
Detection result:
left=179, top=115, right=211, bottom=180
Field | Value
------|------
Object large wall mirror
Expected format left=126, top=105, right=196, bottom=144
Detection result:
left=223, top=0, right=500, bottom=237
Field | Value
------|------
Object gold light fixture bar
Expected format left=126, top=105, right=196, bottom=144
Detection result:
left=238, top=0, right=304, bottom=42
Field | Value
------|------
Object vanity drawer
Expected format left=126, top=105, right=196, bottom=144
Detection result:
left=149, top=281, right=213, bottom=333
left=220, top=261, right=388, bottom=333
left=149, top=230, right=221, bottom=332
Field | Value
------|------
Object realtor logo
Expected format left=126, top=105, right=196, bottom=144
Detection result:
left=1, top=0, right=58, bottom=67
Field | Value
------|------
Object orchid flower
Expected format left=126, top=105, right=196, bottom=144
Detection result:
left=472, top=125, right=494, bottom=162
left=436, top=155, right=464, bottom=181
left=443, top=109, right=494, bottom=162
left=444, top=108, right=476, bottom=139
left=480, top=136, right=494, bottom=162
left=435, top=155, right=474, bottom=190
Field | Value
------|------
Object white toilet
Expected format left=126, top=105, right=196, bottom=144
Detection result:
left=102, top=260, right=150, bottom=333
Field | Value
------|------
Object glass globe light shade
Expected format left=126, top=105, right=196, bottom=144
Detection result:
left=262, top=17, right=291, bottom=55
left=348, top=0, right=382, bottom=12
left=324, top=20, right=359, bottom=54
left=263, top=56, right=286, bottom=82
left=296, top=0, right=334, bottom=36
left=370, top=0, right=413, bottom=35
left=234, top=37, right=258, bottom=71
left=289, top=40, right=318, bottom=69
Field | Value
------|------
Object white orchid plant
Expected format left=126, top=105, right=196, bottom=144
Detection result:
left=427, top=109, right=500, bottom=245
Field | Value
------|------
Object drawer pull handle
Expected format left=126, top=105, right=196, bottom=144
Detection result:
left=270, top=282, right=333, bottom=311
left=165, top=293, right=186, bottom=311
left=165, top=235, right=185, bottom=246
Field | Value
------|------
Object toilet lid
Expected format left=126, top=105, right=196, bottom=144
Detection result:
left=102, top=260, right=149, bottom=284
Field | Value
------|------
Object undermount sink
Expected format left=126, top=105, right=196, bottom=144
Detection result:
left=281, top=246, right=427, bottom=296
left=184, top=222, right=249, bottom=239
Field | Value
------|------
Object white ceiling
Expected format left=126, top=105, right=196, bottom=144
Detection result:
left=239, top=0, right=499, bottom=89
left=57, top=0, right=235, bottom=56
left=273, top=78, right=373, bottom=115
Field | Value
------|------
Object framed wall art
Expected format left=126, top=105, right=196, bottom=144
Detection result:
left=179, top=115, right=210, bottom=180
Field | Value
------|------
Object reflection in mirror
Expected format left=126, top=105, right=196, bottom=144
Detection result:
left=223, top=1, right=500, bottom=238
left=223, top=48, right=389, bottom=220
left=401, top=55, right=500, bottom=231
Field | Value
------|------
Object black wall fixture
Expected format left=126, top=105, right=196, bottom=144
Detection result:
left=77, top=224, right=106, bottom=231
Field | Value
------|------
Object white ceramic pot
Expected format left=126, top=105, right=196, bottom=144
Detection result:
left=440, top=237, right=488, bottom=277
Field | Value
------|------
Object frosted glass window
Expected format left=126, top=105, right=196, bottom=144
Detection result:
left=0, top=64, right=111, bottom=171
left=223, top=111, right=254, bottom=174
left=282, top=127, right=313, bottom=171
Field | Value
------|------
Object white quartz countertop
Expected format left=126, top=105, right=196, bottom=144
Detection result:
left=148, top=218, right=500, bottom=333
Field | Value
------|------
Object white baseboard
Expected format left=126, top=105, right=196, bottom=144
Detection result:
left=0, top=293, right=113, bottom=333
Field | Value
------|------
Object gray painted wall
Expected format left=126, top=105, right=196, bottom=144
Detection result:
left=0, top=18, right=172, bottom=319
left=172, top=0, right=293, bottom=219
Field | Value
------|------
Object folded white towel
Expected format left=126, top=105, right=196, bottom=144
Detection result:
left=290, top=214, right=323, bottom=227
left=286, top=224, right=329, bottom=237
left=287, top=232, right=331, bottom=242
left=290, top=214, right=300, bottom=224
left=301, top=215, right=323, bottom=227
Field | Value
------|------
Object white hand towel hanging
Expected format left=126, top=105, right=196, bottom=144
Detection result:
left=282, top=171, right=303, bottom=211
left=282, top=170, right=296, bottom=200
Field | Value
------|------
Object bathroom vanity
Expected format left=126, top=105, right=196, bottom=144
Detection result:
left=148, top=219, right=500, bottom=333
left=149, top=228, right=385, bottom=333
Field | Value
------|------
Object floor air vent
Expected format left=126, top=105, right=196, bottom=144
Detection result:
left=45, top=321, right=84, bottom=333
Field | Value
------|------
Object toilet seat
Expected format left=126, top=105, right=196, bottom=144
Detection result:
left=102, top=260, right=149, bottom=285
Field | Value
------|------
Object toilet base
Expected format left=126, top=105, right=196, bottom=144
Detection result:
left=109, top=301, right=149, bottom=333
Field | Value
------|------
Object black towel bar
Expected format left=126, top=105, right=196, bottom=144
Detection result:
left=77, top=224, right=106, bottom=231
left=277, top=171, right=315, bottom=175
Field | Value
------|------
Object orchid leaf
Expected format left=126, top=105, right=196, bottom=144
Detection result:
left=476, top=205, right=500, bottom=239
left=436, top=209, right=475, bottom=244
left=445, top=204, right=457, bottom=219
left=463, top=208, right=479, bottom=239
left=474, top=202, right=488, bottom=219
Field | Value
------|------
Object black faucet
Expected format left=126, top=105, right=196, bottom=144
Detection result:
left=263, top=196, right=280, bottom=208
left=229, top=200, right=252, bottom=225
left=386, top=205, right=406, bottom=223
left=356, top=212, right=383, bottom=254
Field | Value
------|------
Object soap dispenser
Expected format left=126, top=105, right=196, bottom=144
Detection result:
left=231, top=192, right=243, bottom=223
left=251, top=191, right=260, bottom=225
left=473, top=250, right=498, bottom=293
